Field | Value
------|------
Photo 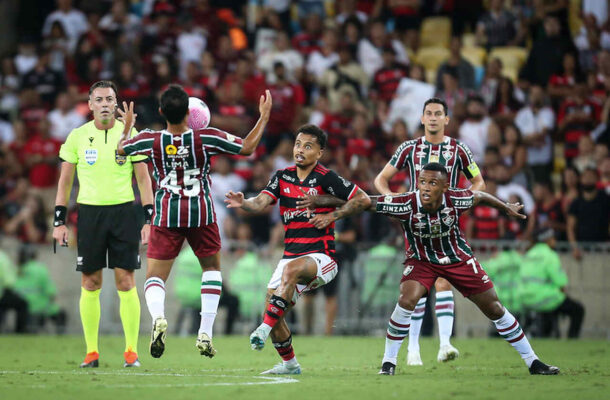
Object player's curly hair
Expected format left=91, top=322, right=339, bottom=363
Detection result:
left=422, top=162, right=449, bottom=179
left=296, top=124, right=327, bottom=149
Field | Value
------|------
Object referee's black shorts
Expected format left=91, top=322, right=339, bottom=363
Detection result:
left=76, top=202, right=141, bottom=272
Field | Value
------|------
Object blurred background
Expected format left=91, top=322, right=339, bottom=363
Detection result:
left=0, top=0, right=608, bottom=339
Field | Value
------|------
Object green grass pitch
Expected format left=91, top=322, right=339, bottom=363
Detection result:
left=0, top=335, right=607, bottom=400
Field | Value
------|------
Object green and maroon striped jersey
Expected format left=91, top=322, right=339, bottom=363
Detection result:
left=389, top=136, right=480, bottom=189
left=376, top=189, right=476, bottom=264
left=122, top=127, right=243, bottom=227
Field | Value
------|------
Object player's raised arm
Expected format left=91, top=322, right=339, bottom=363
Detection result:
left=240, top=90, right=272, bottom=155
left=225, top=190, right=275, bottom=213
left=473, top=190, right=526, bottom=220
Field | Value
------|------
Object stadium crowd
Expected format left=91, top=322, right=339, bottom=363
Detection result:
left=0, top=0, right=609, bottom=333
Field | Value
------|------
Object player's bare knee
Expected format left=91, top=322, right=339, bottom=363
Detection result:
left=397, top=293, right=418, bottom=310
left=486, top=301, right=505, bottom=320
left=435, top=278, right=451, bottom=291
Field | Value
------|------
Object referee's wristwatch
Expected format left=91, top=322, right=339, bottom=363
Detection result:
left=54, top=206, right=67, bottom=227
left=143, top=204, right=154, bottom=224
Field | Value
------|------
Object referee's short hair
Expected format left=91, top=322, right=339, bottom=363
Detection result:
left=89, top=80, right=118, bottom=98
left=160, top=84, right=189, bottom=124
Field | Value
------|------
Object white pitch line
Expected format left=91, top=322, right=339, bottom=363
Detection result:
left=0, top=370, right=299, bottom=388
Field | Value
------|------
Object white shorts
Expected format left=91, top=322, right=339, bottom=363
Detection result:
left=267, top=253, right=338, bottom=303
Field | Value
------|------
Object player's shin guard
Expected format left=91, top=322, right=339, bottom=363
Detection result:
left=435, top=291, right=454, bottom=347
left=144, top=277, right=166, bottom=322
left=118, top=287, right=140, bottom=353
left=263, top=295, right=289, bottom=330
left=493, top=309, right=538, bottom=367
left=273, top=334, right=298, bottom=366
left=79, top=287, right=101, bottom=354
left=200, top=270, right=222, bottom=337
left=407, top=298, right=426, bottom=354
left=382, top=304, right=412, bottom=365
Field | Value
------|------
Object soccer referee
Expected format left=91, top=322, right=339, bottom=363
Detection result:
left=52, top=81, right=153, bottom=368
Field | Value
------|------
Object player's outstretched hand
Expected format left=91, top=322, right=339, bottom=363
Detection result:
left=117, top=101, right=137, bottom=132
left=308, top=213, right=336, bottom=229
left=225, top=191, right=245, bottom=208
left=259, top=90, right=272, bottom=120
left=506, top=202, right=526, bottom=219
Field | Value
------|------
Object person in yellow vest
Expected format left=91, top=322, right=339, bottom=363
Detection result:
left=520, top=228, right=585, bottom=338
left=52, top=81, right=153, bottom=368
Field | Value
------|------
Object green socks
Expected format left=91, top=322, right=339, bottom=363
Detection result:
left=79, top=287, right=101, bottom=354
left=118, top=287, right=141, bottom=353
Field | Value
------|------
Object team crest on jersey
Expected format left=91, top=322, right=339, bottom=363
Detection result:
left=165, top=144, right=177, bottom=155
left=403, top=265, right=414, bottom=276
left=442, top=214, right=455, bottom=226
left=384, top=195, right=393, bottom=203
left=115, top=150, right=127, bottom=165
left=85, top=149, right=97, bottom=165
left=442, top=151, right=453, bottom=159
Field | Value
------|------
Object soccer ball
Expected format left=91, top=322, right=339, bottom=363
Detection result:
left=187, top=97, right=211, bottom=130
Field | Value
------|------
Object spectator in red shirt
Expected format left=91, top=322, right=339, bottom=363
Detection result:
left=320, top=90, right=358, bottom=150
left=548, top=52, right=583, bottom=105
left=22, top=119, right=61, bottom=211
left=19, top=90, right=48, bottom=135
left=266, top=61, right=305, bottom=152
left=343, top=112, right=374, bottom=168
left=371, top=45, right=409, bottom=103
left=180, top=61, right=209, bottom=101
left=3, top=192, right=48, bottom=244
left=292, top=12, right=323, bottom=57
left=116, top=59, right=150, bottom=103
left=530, top=181, right=566, bottom=240
left=466, top=179, right=506, bottom=240
left=557, top=83, right=601, bottom=161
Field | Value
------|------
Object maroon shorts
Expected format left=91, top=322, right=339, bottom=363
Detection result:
left=400, top=257, right=494, bottom=297
left=147, top=223, right=221, bottom=260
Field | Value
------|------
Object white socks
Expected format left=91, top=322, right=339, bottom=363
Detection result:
left=493, top=309, right=538, bottom=367
left=407, top=297, right=426, bottom=354
left=199, top=270, right=222, bottom=337
left=382, top=304, right=412, bottom=365
left=144, top=277, right=165, bottom=323
left=435, top=291, right=454, bottom=347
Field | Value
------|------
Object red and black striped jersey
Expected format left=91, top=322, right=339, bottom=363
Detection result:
left=376, top=189, right=476, bottom=264
left=389, top=136, right=480, bottom=189
left=122, top=127, right=243, bottom=227
left=262, top=163, right=360, bottom=259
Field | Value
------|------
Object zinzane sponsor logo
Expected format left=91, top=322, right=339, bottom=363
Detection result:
left=381, top=203, right=412, bottom=213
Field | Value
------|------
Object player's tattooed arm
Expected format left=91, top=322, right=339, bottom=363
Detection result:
left=473, top=191, right=526, bottom=220
left=308, top=189, right=371, bottom=229
left=297, top=192, right=380, bottom=211
left=225, top=191, right=274, bottom=213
